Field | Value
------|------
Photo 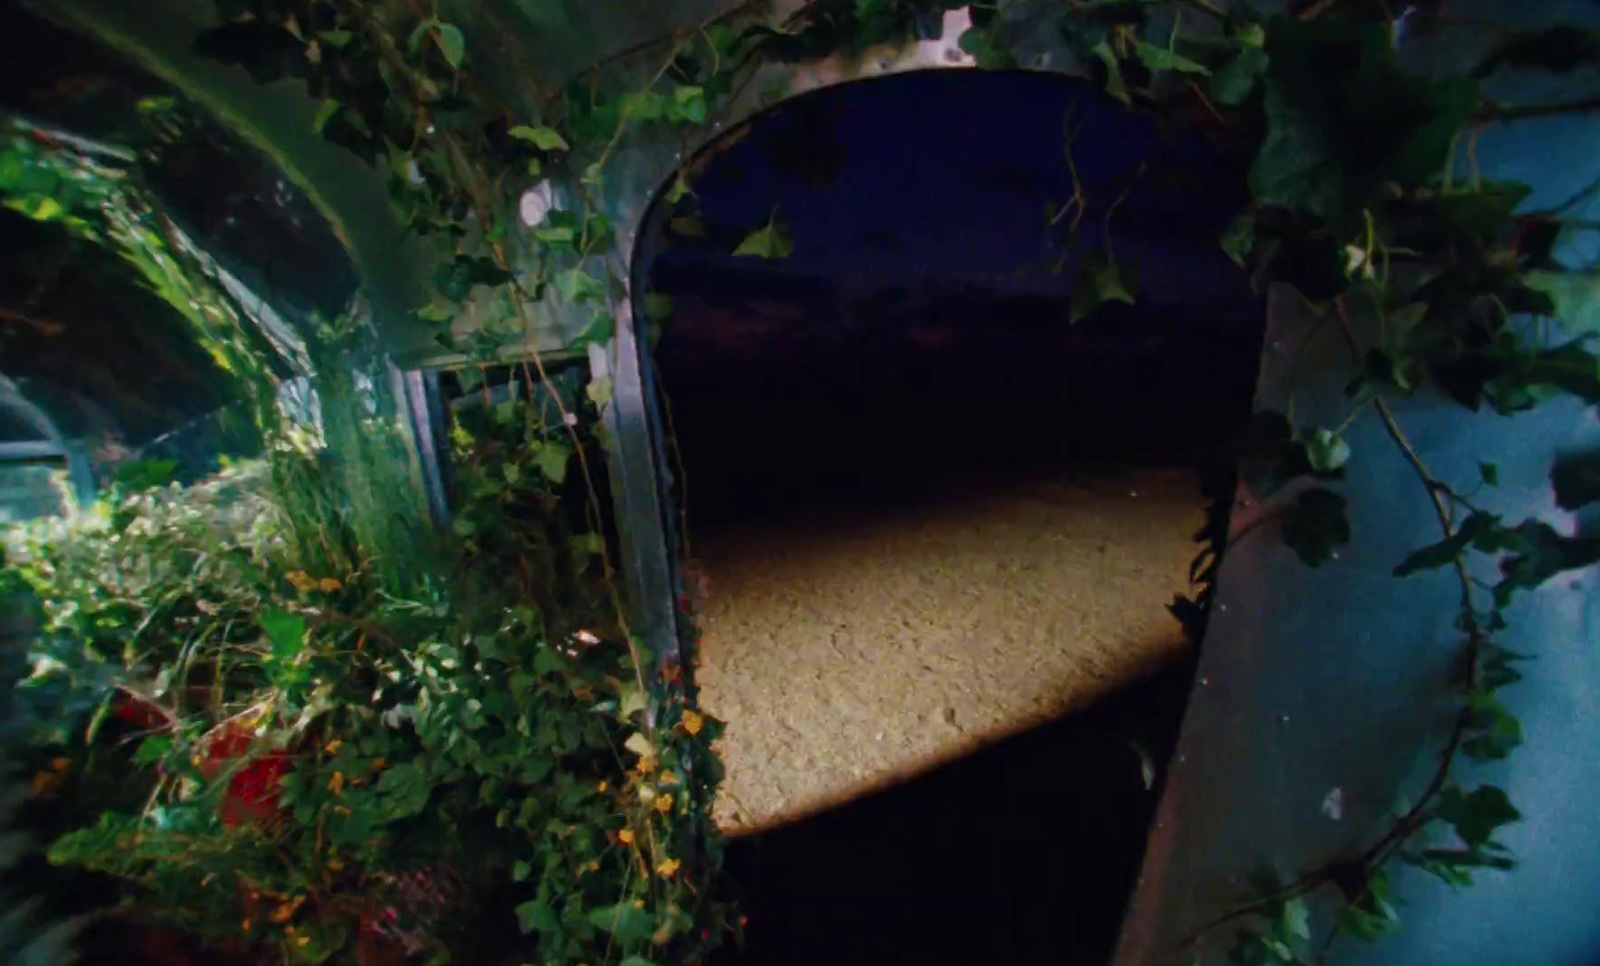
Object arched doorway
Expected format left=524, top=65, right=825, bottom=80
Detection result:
left=630, top=69, right=1264, bottom=964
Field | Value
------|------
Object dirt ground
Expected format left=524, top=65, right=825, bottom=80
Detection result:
left=692, top=467, right=1204, bottom=834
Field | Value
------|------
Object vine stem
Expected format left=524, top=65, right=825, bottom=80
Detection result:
left=1180, top=297, right=1489, bottom=954
left=1330, top=298, right=1480, bottom=863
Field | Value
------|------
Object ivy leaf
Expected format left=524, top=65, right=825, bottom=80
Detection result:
left=1392, top=510, right=1499, bottom=577
left=554, top=268, right=606, bottom=305
left=435, top=255, right=514, bottom=301
left=114, top=458, right=179, bottom=491
left=1070, top=248, right=1137, bottom=323
left=733, top=214, right=794, bottom=260
left=1091, top=42, right=1131, bottom=105
left=623, top=732, right=654, bottom=759
left=672, top=85, right=708, bottom=124
left=1439, top=785, right=1520, bottom=848
left=1220, top=210, right=1256, bottom=266
left=260, top=610, right=306, bottom=659
left=312, top=98, right=341, bottom=134
left=1134, top=41, right=1209, bottom=76
left=669, top=213, right=706, bottom=238
left=1251, top=17, right=1479, bottom=227
left=1495, top=520, right=1600, bottom=604
left=571, top=533, right=607, bottom=557
left=1281, top=487, right=1350, bottom=567
left=1478, top=642, right=1527, bottom=692
left=508, top=126, right=569, bottom=152
left=537, top=442, right=572, bottom=486
left=1552, top=449, right=1600, bottom=510
left=664, top=172, right=693, bottom=205
left=585, top=377, right=614, bottom=408
left=572, top=311, right=614, bottom=348
left=435, top=23, right=466, bottom=68
left=533, top=225, right=576, bottom=247
left=1461, top=695, right=1523, bottom=761
left=1210, top=44, right=1268, bottom=106
left=133, top=735, right=172, bottom=767
left=516, top=899, right=559, bottom=934
left=512, top=860, right=531, bottom=882
left=1302, top=428, right=1350, bottom=474
left=587, top=903, right=655, bottom=943
left=376, top=762, right=432, bottom=818
left=1281, top=895, right=1311, bottom=942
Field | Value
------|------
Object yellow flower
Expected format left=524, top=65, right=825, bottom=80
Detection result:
left=324, top=739, right=342, bottom=754
left=679, top=710, right=704, bottom=736
left=596, top=780, right=609, bottom=793
left=658, top=770, right=678, bottom=786
left=635, top=756, right=656, bottom=776
left=618, top=828, right=635, bottom=845
left=370, top=757, right=387, bottom=771
left=656, top=858, right=681, bottom=878
left=328, top=772, right=345, bottom=795
left=653, top=793, right=674, bottom=814
left=318, top=577, right=342, bottom=593
left=285, top=571, right=316, bottom=592
left=296, top=936, right=310, bottom=947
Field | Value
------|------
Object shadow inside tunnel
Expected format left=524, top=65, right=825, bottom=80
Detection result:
left=716, top=659, right=1196, bottom=966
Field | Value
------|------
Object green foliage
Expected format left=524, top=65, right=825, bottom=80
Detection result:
left=1250, top=18, right=1479, bottom=227
left=1069, top=248, right=1137, bottom=323
left=732, top=210, right=795, bottom=260
left=36, top=3, right=1600, bottom=965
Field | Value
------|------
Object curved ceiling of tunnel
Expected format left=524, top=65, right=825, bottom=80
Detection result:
left=635, top=69, right=1264, bottom=394
left=0, top=2, right=358, bottom=445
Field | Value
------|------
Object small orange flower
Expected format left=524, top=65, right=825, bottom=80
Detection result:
left=318, top=577, right=342, bottom=593
left=285, top=571, right=316, bottom=593
left=618, top=828, right=635, bottom=844
left=328, top=772, right=345, bottom=795
left=658, top=770, right=678, bottom=786
left=636, top=756, right=657, bottom=776
left=597, top=780, right=609, bottom=793
left=654, top=793, right=674, bottom=814
left=324, top=739, right=342, bottom=754
left=679, top=710, right=704, bottom=736
left=370, top=757, right=387, bottom=772
left=656, top=858, right=681, bottom=877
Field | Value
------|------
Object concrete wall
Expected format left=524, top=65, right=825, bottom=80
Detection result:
left=1115, top=4, right=1600, bottom=963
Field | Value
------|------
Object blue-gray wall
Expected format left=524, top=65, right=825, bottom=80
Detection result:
left=1115, top=3, right=1600, bottom=964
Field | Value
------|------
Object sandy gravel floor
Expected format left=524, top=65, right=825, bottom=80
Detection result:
left=693, top=467, right=1203, bottom=834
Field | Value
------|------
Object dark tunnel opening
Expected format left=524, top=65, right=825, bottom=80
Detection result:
left=634, top=71, right=1264, bottom=965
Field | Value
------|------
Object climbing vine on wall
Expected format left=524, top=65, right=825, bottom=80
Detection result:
left=9, top=0, right=1600, bottom=964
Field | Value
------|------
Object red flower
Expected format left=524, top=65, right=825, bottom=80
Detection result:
left=199, top=722, right=291, bottom=827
